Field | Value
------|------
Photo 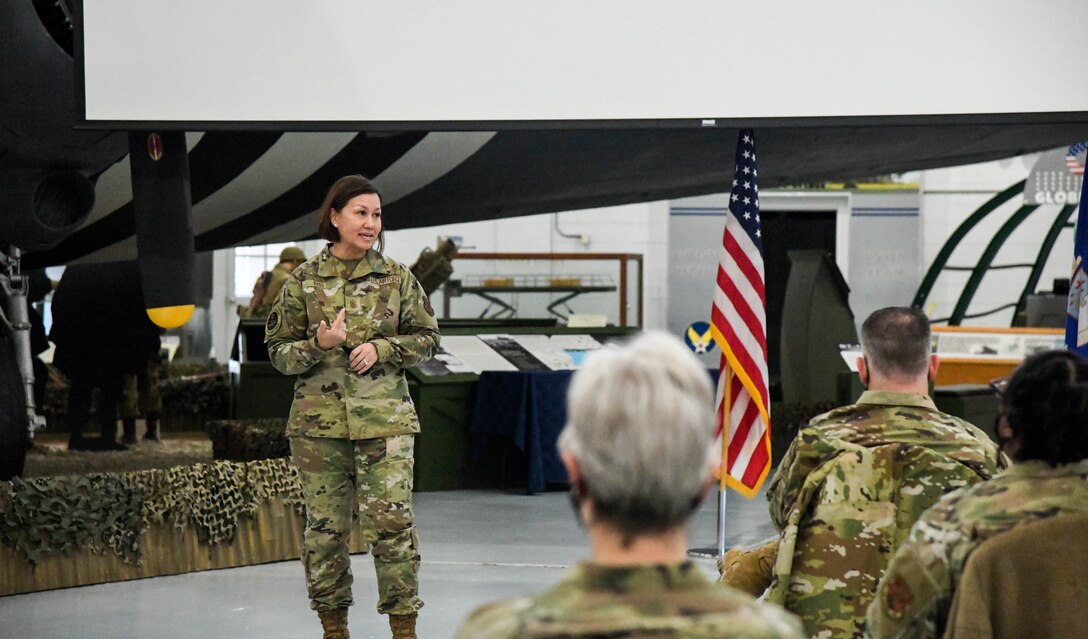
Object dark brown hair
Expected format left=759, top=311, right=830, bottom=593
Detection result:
left=317, top=175, right=384, bottom=252
left=861, top=306, right=931, bottom=378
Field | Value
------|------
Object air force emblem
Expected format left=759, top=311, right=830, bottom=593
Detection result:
left=684, top=321, right=715, bottom=354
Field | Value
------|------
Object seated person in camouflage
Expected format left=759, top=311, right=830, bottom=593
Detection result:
left=721, top=307, right=1005, bottom=638
left=457, top=332, right=805, bottom=639
left=867, top=350, right=1088, bottom=639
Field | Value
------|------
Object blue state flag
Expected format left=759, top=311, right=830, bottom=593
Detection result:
left=1066, top=170, right=1088, bottom=356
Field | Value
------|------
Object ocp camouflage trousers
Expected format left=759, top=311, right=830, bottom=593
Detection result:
left=121, top=355, right=164, bottom=419
left=290, top=434, right=422, bottom=615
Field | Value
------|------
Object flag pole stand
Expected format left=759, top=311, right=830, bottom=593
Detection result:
left=717, top=485, right=728, bottom=556
left=686, top=484, right=727, bottom=559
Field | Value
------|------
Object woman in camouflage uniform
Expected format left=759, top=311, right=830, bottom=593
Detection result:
left=266, top=175, right=439, bottom=639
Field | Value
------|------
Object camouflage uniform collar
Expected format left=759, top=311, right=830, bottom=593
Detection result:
left=855, top=390, right=937, bottom=411
left=1005, top=458, right=1088, bottom=478
left=316, top=244, right=388, bottom=280
left=570, top=561, right=709, bottom=592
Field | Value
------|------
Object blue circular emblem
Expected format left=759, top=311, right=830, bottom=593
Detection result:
left=683, top=321, right=715, bottom=354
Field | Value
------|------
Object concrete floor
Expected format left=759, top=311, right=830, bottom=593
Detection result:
left=0, top=488, right=775, bottom=639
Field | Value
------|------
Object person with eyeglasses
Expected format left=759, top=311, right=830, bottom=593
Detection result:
left=866, top=349, right=1088, bottom=639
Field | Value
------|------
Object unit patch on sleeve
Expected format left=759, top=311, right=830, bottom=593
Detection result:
left=266, top=308, right=282, bottom=334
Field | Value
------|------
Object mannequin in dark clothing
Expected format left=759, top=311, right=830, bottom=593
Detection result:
left=50, top=261, right=162, bottom=451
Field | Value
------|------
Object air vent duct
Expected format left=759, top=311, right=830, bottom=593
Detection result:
left=0, top=170, right=95, bottom=251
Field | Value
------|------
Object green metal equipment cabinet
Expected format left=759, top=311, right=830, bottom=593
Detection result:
left=407, top=370, right=479, bottom=491
left=229, top=319, right=295, bottom=420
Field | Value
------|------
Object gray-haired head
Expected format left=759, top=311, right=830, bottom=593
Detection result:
left=558, top=331, right=716, bottom=537
left=860, top=306, right=932, bottom=379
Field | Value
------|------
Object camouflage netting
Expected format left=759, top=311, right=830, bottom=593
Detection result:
left=0, top=457, right=303, bottom=567
left=207, top=419, right=290, bottom=462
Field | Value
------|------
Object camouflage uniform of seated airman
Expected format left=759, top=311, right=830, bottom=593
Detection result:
left=865, top=458, right=1088, bottom=639
left=763, top=390, right=1005, bottom=639
left=457, top=561, right=806, bottom=639
left=266, top=245, right=439, bottom=617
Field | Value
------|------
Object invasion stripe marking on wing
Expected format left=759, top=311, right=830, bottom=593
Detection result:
left=376, top=131, right=496, bottom=205
left=191, top=132, right=360, bottom=235
left=78, top=132, right=356, bottom=262
left=241, top=131, right=496, bottom=246
left=193, top=132, right=425, bottom=251
left=30, top=132, right=281, bottom=266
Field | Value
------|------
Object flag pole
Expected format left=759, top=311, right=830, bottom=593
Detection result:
left=687, top=357, right=731, bottom=560
left=717, top=484, right=728, bottom=556
left=717, top=358, right=732, bottom=557
left=692, top=128, right=770, bottom=560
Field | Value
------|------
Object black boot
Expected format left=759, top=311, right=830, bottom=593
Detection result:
left=144, top=412, right=161, bottom=442
left=122, top=417, right=138, bottom=445
left=97, top=420, right=128, bottom=452
left=97, top=436, right=129, bottom=452
left=95, top=381, right=128, bottom=452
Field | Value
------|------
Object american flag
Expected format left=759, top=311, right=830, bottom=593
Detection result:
left=709, top=129, right=771, bottom=498
left=1066, top=142, right=1087, bottom=176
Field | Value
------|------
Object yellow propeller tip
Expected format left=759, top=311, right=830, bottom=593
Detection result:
left=146, top=304, right=194, bottom=329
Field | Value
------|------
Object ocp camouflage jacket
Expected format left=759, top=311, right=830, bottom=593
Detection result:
left=764, top=391, right=1005, bottom=639
left=865, top=458, right=1088, bottom=639
left=456, top=561, right=806, bottom=639
left=265, top=245, right=439, bottom=439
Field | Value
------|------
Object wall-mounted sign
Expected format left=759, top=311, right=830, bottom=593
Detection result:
left=1025, top=143, right=1086, bottom=206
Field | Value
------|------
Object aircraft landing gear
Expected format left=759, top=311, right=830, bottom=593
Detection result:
left=0, top=247, right=46, bottom=480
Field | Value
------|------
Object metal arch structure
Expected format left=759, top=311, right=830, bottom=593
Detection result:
left=914, top=181, right=1078, bottom=327
left=947, top=204, right=1042, bottom=326
left=1014, top=204, right=1077, bottom=321
left=912, top=181, right=1028, bottom=310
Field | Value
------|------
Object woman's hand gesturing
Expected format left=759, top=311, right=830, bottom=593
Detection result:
left=316, top=308, right=348, bottom=350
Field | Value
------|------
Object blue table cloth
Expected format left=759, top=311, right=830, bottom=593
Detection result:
left=469, top=370, right=573, bottom=494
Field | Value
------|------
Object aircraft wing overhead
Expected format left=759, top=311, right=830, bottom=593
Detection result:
left=8, top=0, right=1088, bottom=267
left=21, top=120, right=1088, bottom=267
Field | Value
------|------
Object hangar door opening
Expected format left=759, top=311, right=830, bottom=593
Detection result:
left=667, top=196, right=845, bottom=400
left=761, top=210, right=839, bottom=391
